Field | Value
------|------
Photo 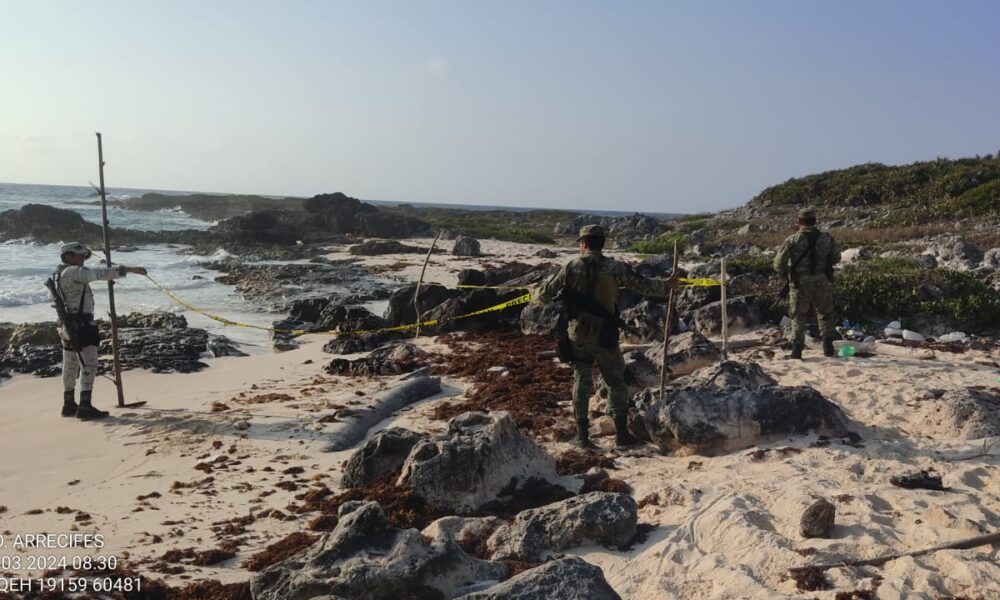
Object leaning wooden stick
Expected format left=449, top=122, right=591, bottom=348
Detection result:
left=789, top=530, right=1000, bottom=574
left=413, top=231, right=442, bottom=338
left=96, top=133, right=128, bottom=408
left=658, top=240, right=680, bottom=400
left=720, top=255, right=729, bottom=360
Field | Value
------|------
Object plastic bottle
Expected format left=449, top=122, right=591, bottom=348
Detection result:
left=838, top=345, right=856, bottom=357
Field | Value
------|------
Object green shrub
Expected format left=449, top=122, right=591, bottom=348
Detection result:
left=630, top=233, right=686, bottom=255
left=834, top=258, right=1000, bottom=332
left=726, top=255, right=774, bottom=276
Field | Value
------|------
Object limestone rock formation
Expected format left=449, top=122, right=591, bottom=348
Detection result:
left=397, top=411, right=560, bottom=514
left=455, top=556, right=622, bottom=600
left=640, top=361, right=850, bottom=454
left=250, top=501, right=508, bottom=600
left=342, top=428, right=427, bottom=488
left=486, top=492, right=638, bottom=561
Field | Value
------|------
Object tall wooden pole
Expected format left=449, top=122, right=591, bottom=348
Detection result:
left=96, top=133, right=126, bottom=408
left=658, top=240, right=680, bottom=400
left=413, top=231, right=442, bottom=338
left=720, top=255, right=729, bottom=360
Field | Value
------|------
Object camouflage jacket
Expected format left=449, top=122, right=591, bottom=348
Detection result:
left=773, top=227, right=841, bottom=282
left=536, top=251, right=668, bottom=344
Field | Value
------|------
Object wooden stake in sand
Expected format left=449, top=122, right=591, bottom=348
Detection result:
left=413, top=231, right=442, bottom=338
left=658, top=240, right=680, bottom=400
left=95, top=133, right=144, bottom=408
left=789, top=530, right=1000, bottom=574
left=720, top=255, right=729, bottom=360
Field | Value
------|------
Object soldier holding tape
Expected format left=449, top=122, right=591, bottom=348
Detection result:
left=49, top=242, right=146, bottom=420
left=536, top=225, right=678, bottom=449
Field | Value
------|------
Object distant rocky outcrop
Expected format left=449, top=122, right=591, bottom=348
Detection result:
left=212, top=192, right=430, bottom=245
left=0, top=204, right=211, bottom=246
left=105, top=192, right=301, bottom=221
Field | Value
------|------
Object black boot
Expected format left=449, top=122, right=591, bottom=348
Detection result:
left=571, top=420, right=594, bottom=449
left=614, top=416, right=640, bottom=448
left=62, top=390, right=78, bottom=417
left=790, top=344, right=803, bottom=360
left=75, top=390, right=109, bottom=420
left=823, top=338, right=836, bottom=357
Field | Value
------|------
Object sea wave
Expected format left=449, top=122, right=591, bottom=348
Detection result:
left=0, top=289, right=51, bottom=307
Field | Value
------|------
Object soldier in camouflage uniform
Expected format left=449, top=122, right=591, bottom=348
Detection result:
left=536, top=225, right=676, bottom=448
left=773, top=208, right=841, bottom=359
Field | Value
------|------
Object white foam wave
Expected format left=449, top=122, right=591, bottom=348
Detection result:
left=0, top=289, right=51, bottom=307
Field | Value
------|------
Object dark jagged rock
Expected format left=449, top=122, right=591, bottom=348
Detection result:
left=456, top=556, right=622, bottom=600
left=486, top=492, right=638, bottom=561
left=316, top=305, right=390, bottom=333
left=397, top=411, right=561, bottom=514
left=342, top=428, right=427, bottom=489
left=519, top=302, right=564, bottom=336
left=639, top=361, right=850, bottom=455
left=453, top=235, right=482, bottom=257
left=325, top=343, right=426, bottom=377
left=1, top=344, right=64, bottom=377
left=102, top=326, right=245, bottom=373
left=643, top=331, right=722, bottom=378
left=2, top=322, right=61, bottom=348
left=458, top=263, right=542, bottom=288
left=534, top=248, right=559, bottom=259
left=620, top=299, right=678, bottom=344
left=322, top=332, right=403, bottom=356
left=116, top=312, right=188, bottom=329
left=422, top=289, right=518, bottom=333
left=250, top=501, right=508, bottom=600
left=270, top=320, right=316, bottom=352
left=692, top=297, right=760, bottom=335
left=800, top=498, right=836, bottom=538
left=286, top=298, right=332, bottom=324
left=384, top=283, right=460, bottom=326
left=348, top=240, right=424, bottom=256
left=208, top=260, right=388, bottom=309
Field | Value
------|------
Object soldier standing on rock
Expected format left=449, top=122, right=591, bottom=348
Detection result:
left=50, top=242, right=146, bottom=420
left=774, top=208, right=841, bottom=360
left=535, top=225, right=678, bottom=449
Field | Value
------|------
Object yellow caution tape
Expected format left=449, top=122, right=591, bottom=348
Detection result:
left=678, top=277, right=722, bottom=287
left=143, top=274, right=531, bottom=338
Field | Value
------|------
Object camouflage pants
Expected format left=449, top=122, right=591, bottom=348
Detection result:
left=571, top=341, right=627, bottom=426
left=789, top=275, right=836, bottom=346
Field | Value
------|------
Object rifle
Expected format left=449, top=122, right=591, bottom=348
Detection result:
left=45, top=277, right=82, bottom=353
left=771, top=231, right=821, bottom=309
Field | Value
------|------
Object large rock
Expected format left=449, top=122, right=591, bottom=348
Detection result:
left=486, top=492, right=638, bottom=561
left=0, top=204, right=102, bottom=243
left=397, top=411, right=560, bottom=514
left=342, top=428, right=427, bottom=488
left=640, top=361, right=850, bottom=454
left=643, top=330, right=722, bottom=378
left=421, top=289, right=522, bottom=333
left=325, top=343, right=427, bottom=377
left=452, top=236, right=482, bottom=257
left=104, top=327, right=245, bottom=373
left=620, top=299, right=677, bottom=344
left=692, top=297, right=760, bottom=335
left=519, top=302, right=564, bottom=336
left=384, top=283, right=459, bottom=326
left=800, top=498, right=836, bottom=539
left=251, top=501, right=508, bottom=600
left=456, top=556, right=622, bottom=600
left=5, top=322, right=61, bottom=347
left=348, top=240, right=423, bottom=256
left=117, top=312, right=188, bottom=329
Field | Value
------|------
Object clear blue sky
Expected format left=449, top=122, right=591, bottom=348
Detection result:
left=2, top=1, right=998, bottom=212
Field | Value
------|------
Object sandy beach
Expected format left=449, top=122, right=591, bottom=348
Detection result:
left=2, top=239, right=999, bottom=599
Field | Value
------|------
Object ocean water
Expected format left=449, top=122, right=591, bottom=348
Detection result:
left=0, top=183, right=277, bottom=350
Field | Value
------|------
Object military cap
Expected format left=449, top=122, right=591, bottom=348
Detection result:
left=577, top=224, right=606, bottom=240
left=60, top=242, right=93, bottom=258
left=797, top=207, right=817, bottom=219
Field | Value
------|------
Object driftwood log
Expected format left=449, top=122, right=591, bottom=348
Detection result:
left=790, top=530, right=1000, bottom=574
left=323, top=375, right=442, bottom=452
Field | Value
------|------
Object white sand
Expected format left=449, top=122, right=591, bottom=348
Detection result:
left=2, top=241, right=999, bottom=599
